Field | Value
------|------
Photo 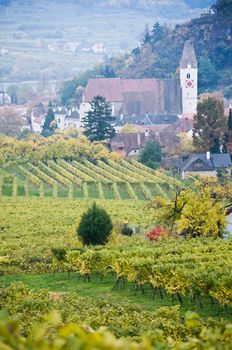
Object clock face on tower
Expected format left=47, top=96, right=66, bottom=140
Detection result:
left=185, top=80, right=194, bottom=88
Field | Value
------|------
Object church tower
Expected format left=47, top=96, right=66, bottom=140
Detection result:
left=180, top=40, right=198, bottom=116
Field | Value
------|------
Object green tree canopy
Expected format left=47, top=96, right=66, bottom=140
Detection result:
left=139, top=140, right=163, bottom=169
left=41, top=102, right=56, bottom=137
left=193, top=98, right=227, bottom=153
left=77, top=203, right=113, bottom=246
left=83, top=96, right=115, bottom=142
left=198, top=57, right=219, bottom=91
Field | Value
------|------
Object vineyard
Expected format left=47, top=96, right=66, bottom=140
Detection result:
left=1, top=158, right=232, bottom=349
left=0, top=159, right=183, bottom=200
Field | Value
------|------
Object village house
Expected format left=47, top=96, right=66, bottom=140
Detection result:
left=176, top=152, right=232, bottom=179
left=80, top=40, right=198, bottom=123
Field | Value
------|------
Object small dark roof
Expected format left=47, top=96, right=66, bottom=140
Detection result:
left=115, top=114, right=178, bottom=126
left=54, top=108, right=67, bottom=115
left=65, top=111, right=79, bottom=120
left=179, top=153, right=232, bottom=172
left=147, top=114, right=178, bottom=125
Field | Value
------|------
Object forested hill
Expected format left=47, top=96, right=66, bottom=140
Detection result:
left=60, top=0, right=232, bottom=104
left=107, top=0, right=232, bottom=95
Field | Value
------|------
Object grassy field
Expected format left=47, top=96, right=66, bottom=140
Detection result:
left=1, top=272, right=231, bottom=321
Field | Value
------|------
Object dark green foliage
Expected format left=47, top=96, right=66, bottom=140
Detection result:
left=139, top=140, right=163, bottom=169
left=142, top=25, right=151, bottom=45
left=83, top=96, right=115, bottom=142
left=41, top=103, right=56, bottom=137
left=228, top=107, right=232, bottom=131
left=193, top=98, right=227, bottom=153
left=51, top=248, right=67, bottom=261
left=77, top=203, right=113, bottom=246
left=198, top=57, right=219, bottom=91
left=10, top=91, right=18, bottom=104
left=151, top=22, right=164, bottom=43
left=121, top=224, right=133, bottom=237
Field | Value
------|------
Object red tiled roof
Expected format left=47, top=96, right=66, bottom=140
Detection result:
left=121, top=79, right=157, bottom=92
left=84, top=78, right=159, bottom=103
left=84, top=78, right=123, bottom=102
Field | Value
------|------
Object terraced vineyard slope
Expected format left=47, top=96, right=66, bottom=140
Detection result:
left=0, top=159, right=183, bottom=200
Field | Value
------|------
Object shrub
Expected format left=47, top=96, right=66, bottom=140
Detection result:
left=77, top=203, right=113, bottom=245
left=51, top=248, right=67, bottom=261
left=121, top=223, right=133, bottom=237
left=146, top=226, right=171, bottom=241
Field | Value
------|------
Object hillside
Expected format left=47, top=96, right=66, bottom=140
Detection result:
left=0, top=0, right=213, bottom=89
left=107, top=0, right=232, bottom=96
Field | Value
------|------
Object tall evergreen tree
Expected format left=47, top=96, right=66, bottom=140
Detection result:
left=228, top=105, right=232, bottom=131
left=41, top=102, right=56, bottom=137
left=83, top=95, right=115, bottom=142
left=142, top=24, right=151, bottom=45
left=151, top=22, right=164, bottom=43
left=193, top=98, right=227, bottom=153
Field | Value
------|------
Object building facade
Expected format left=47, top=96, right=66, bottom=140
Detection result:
left=80, top=40, right=198, bottom=122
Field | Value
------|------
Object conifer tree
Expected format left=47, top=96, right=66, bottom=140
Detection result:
left=41, top=102, right=56, bottom=137
left=151, top=22, right=164, bottom=43
left=77, top=203, right=113, bottom=246
left=83, top=95, right=115, bottom=142
left=228, top=106, right=232, bottom=131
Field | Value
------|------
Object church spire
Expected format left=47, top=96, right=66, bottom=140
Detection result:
left=180, top=40, right=197, bottom=69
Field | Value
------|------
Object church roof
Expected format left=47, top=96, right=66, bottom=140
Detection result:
left=84, top=78, right=123, bottom=102
left=180, top=40, right=197, bottom=69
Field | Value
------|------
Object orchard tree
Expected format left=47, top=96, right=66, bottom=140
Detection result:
left=193, top=98, right=227, bottom=153
left=77, top=203, right=113, bottom=246
left=139, top=140, right=163, bottom=169
left=83, top=95, right=115, bottom=142
left=149, top=179, right=232, bottom=238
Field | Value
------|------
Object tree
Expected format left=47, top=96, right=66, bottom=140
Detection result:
left=149, top=180, right=229, bottom=238
left=142, top=24, right=151, bottom=45
left=193, top=98, right=227, bottom=153
left=198, top=57, right=219, bottom=91
left=139, top=140, right=163, bottom=169
left=41, top=102, right=56, bottom=137
left=151, top=22, right=164, bottom=43
left=83, top=96, right=115, bottom=142
left=228, top=106, right=232, bottom=131
left=77, top=203, right=113, bottom=246
left=0, top=108, right=24, bottom=137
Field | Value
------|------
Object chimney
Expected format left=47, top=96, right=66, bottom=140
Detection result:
left=206, top=151, right=211, bottom=161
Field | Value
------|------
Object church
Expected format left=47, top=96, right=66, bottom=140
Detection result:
left=80, top=40, right=198, bottom=122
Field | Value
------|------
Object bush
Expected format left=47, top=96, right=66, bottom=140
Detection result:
left=51, top=248, right=67, bottom=261
left=121, top=223, right=133, bottom=237
left=77, top=203, right=113, bottom=245
left=146, top=226, right=171, bottom=241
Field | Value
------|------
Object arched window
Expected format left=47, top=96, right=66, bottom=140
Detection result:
left=187, top=73, right=191, bottom=79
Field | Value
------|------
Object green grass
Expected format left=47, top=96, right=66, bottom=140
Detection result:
left=1, top=272, right=231, bottom=320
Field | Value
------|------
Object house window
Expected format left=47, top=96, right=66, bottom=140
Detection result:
left=187, top=73, right=191, bottom=79
left=195, top=160, right=202, bottom=168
